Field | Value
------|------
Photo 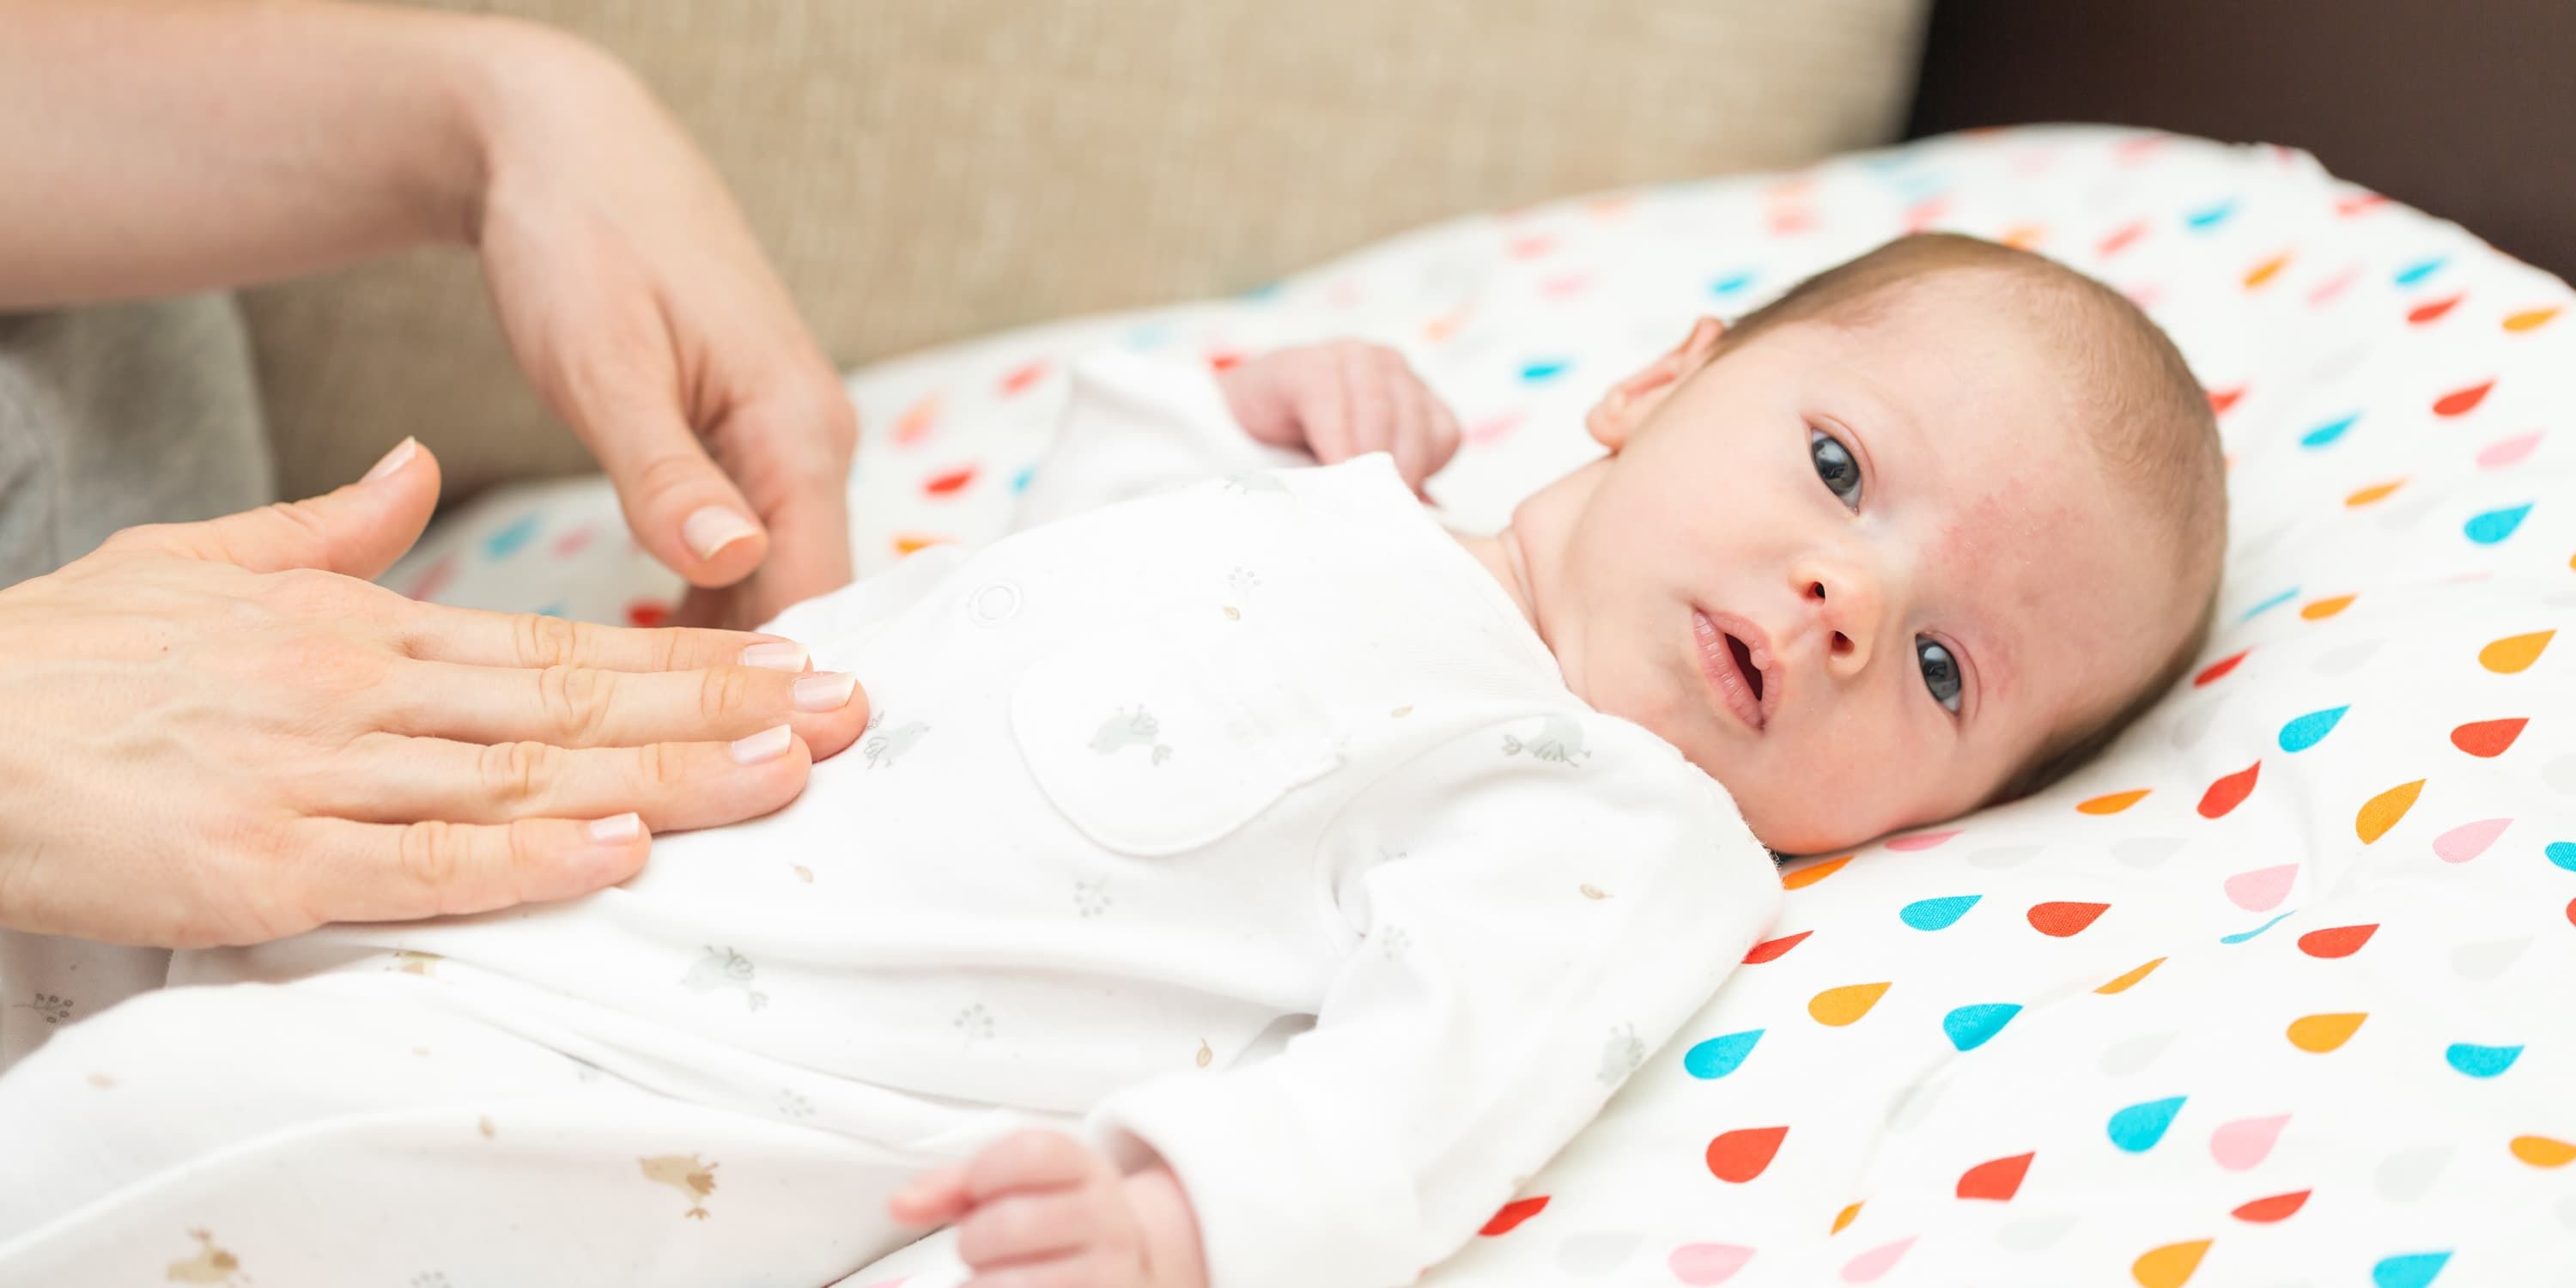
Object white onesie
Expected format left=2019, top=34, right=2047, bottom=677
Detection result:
left=0, top=354, right=1783, bottom=1288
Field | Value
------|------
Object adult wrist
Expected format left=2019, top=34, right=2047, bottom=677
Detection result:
left=440, top=15, right=655, bottom=251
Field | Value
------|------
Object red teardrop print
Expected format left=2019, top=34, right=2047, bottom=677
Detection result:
left=2208, top=386, right=2246, bottom=415
left=2231, top=1190, right=2311, bottom=1223
left=2198, top=762, right=2261, bottom=818
left=2450, top=718, right=2527, bottom=757
left=1956, top=1152, right=2035, bottom=1201
left=2028, top=902, right=2110, bottom=937
left=2296, top=924, right=2378, bottom=958
left=2433, top=380, right=2495, bottom=416
left=999, top=361, right=1049, bottom=396
left=1479, top=1195, right=1548, bottom=1236
left=2194, top=649, right=2250, bottom=686
left=923, top=466, right=977, bottom=496
left=1706, top=1127, right=1790, bottom=1183
left=2098, top=222, right=2148, bottom=258
left=2407, top=294, right=2464, bottom=325
left=1743, top=931, right=1811, bottom=964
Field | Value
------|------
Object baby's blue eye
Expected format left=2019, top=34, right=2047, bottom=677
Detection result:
left=1810, top=428, right=1862, bottom=508
left=1917, top=636, right=1962, bottom=713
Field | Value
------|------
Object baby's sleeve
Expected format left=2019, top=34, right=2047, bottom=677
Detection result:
left=1008, top=349, right=1309, bottom=532
left=1081, top=714, right=1784, bottom=1288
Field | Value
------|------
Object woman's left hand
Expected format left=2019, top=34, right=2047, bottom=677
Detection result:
left=466, top=29, right=857, bottom=629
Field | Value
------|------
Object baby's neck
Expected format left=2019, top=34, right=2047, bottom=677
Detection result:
left=1447, top=526, right=1541, bottom=630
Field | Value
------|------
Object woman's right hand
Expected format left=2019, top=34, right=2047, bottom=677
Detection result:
left=0, top=440, right=870, bottom=950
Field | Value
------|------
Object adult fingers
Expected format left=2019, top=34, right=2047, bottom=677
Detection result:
left=307, top=731, right=814, bottom=831
left=584, top=387, right=773, bottom=592
left=109, top=436, right=440, bottom=578
left=281, top=812, right=656, bottom=930
left=377, top=659, right=867, bottom=756
left=396, top=601, right=809, bottom=675
left=708, top=387, right=860, bottom=624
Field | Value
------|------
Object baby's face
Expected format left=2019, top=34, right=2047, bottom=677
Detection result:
left=1504, top=293, right=2194, bottom=854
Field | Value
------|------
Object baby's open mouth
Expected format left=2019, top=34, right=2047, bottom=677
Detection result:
left=1692, top=610, right=1775, bottom=733
left=1727, top=634, right=1764, bottom=703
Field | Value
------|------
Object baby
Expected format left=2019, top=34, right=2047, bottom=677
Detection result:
left=0, top=233, right=2223, bottom=1288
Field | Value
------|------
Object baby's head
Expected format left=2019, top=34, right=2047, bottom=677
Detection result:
left=1502, top=233, right=2226, bottom=854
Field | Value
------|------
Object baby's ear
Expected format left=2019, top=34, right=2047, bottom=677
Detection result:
left=1585, top=317, right=1727, bottom=451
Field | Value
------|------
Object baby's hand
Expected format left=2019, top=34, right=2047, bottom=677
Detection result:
left=1218, top=341, right=1464, bottom=495
left=889, top=1129, right=1159, bottom=1288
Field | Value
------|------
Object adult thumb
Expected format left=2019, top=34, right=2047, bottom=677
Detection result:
left=118, top=437, right=443, bottom=578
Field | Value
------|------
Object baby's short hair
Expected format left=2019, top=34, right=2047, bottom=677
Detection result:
left=1718, top=232, right=2227, bottom=803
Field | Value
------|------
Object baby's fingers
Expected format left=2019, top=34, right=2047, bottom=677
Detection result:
left=889, top=1165, right=974, bottom=1226
left=957, top=1191, right=1122, bottom=1269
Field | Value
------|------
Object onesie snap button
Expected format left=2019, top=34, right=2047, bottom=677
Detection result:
left=968, top=581, right=1022, bottom=625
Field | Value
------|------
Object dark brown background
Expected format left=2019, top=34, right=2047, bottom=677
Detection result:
left=1904, top=0, right=2576, bottom=285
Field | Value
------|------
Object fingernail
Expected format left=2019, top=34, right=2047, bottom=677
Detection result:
left=730, top=724, right=793, bottom=765
left=739, top=641, right=810, bottom=672
left=683, top=506, right=760, bottom=562
left=793, top=671, right=858, bottom=712
left=361, top=437, right=419, bottom=483
left=584, top=811, right=642, bottom=844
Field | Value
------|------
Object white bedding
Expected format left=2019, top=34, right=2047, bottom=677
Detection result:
left=390, top=125, right=2576, bottom=1287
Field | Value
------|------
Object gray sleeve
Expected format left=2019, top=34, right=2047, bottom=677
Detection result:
left=0, top=293, right=272, bottom=587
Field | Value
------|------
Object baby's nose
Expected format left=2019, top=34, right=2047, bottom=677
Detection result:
left=1800, top=566, right=1883, bottom=677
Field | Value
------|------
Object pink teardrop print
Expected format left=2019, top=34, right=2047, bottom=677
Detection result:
left=1841, top=1236, right=1917, bottom=1285
left=1884, top=829, right=1959, bottom=852
left=1669, top=1244, right=1756, bottom=1285
left=2209, top=1114, right=2291, bottom=1171
left=2224, top=864, right=2299, bottom=912
left=2477, top=431, right=2541, bottom=469
left=2432, top=817, right=2511, bottom=863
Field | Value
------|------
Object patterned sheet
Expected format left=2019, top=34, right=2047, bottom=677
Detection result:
left=387, top=126, right=2576, bottom=1287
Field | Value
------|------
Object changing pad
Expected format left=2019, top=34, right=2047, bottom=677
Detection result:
left=387, top=125, right=2576, bottom=1287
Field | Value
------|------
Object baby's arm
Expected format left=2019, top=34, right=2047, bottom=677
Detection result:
left=1214, top=341, right=1462, bottom=494
left=1073, top=714, right=1783, bottom=1288
left=1010, top=343, right=1461, bottom=532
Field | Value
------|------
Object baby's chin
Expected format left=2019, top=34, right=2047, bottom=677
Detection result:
left=1732, top=793, right=1930, bottom=860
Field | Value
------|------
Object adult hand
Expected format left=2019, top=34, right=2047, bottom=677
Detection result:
left=0, top=7, right=860, bottom=630
left=0, top=441, right=871, bottom=950
left=468, top=31, right=859, bottom=629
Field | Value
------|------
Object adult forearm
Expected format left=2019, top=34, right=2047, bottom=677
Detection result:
left=0, top=0, right=591, bottom=307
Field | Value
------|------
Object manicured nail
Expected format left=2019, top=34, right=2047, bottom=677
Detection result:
left=739, top=641, right=810, bottom=672
left=683, top=506, right=760, bottom=562
left=793, top=671, right=858, bottom=712
left=730, top=724, right=793, bottom=765
left=584, top=811, right=643, bottom=844
left=361, top=436, right=419, bottom=483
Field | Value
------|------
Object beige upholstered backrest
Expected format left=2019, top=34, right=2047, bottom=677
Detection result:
left=245, top=0, right=1930, bottom=501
